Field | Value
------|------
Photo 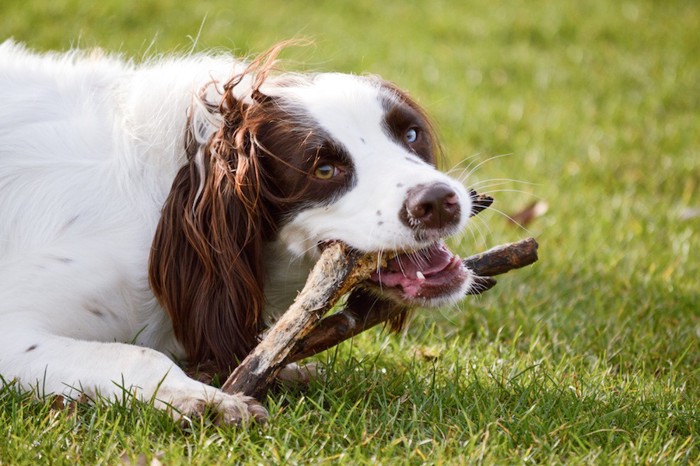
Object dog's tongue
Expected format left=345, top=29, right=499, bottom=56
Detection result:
left=369, top=242, right=463, bottom=298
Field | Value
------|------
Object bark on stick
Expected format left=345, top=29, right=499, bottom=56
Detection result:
left=221, top=242, right=378, bottom=398
left=286, top=237, right=539, bottom=363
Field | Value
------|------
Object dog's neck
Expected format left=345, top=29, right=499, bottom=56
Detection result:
left=114, top=55, right=249, bottom=196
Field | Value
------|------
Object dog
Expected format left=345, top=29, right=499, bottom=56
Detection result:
left=0, top=40, right=476, bottom=424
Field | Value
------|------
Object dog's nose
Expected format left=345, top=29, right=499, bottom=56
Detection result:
left=402, top=183, right=461, bottom=230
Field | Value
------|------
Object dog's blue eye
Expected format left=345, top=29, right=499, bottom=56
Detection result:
left=405, top=128, right=419, bottom=144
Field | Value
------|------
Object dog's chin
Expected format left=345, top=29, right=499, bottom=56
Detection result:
left=362, top=241, right=473, bottom=308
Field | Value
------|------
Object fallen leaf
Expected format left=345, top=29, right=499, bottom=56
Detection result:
left=679, top=207, right=700, bottom=220
left=49, top=394, right=84, bottom=417
left=414, top=346, right=441, bottom=361
left=50, top=395, right=65, bottom=410
left=508, top=200, right=549, bottom=227
left=120, top=452, right=165, bottom=466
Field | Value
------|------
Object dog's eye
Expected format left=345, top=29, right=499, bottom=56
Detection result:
left=314, top=163, right=337, bottom=180
left=405, top=128, right=419, bottom=144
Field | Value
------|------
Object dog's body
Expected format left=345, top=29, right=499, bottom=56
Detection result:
left=0, top=41, right=474, bottom=423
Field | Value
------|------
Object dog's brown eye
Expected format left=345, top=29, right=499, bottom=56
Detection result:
left=314, top=163, right=336, bottom=180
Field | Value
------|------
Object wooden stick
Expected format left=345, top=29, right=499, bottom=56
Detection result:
left=222, top=237, right=538, bottom=397
left=221, top=242, right=379, bottom=398
left=462, top=237, right=539, bottom=276
left=286, top=289, right=406, bottom=363
left=286, top=237, right=538, bottom=363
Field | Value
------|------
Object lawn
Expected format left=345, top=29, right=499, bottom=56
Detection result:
left=1, top=0, right=698, bottom=464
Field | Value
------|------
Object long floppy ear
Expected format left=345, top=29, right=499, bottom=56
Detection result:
left=149, top=50, right=284, bottom=374
left=148, top=129, right=265, bottom=373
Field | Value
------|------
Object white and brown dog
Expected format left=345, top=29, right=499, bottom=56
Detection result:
left=0, top=41, right=477, bottom=424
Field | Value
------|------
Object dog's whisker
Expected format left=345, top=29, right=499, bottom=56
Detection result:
left=476, top=188, right=542, bottom=198
left=445, top=153, right=482, bottom=175
left=457, top=153, right=514, bottom=182
left=484, top=206, right=534, bottom=234
left=454, top=152, right=494, bottom=177
left=467, top=178, right=538, bottom=190
left=469, top=216, right=492, bottom=245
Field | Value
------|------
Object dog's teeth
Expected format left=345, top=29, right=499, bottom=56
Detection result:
left=416, top=271, right=425, bottom=280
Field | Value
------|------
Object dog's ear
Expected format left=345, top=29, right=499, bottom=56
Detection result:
left=149, top=42, right=296, bottom=375
left=149, top=94, right=274, bottom=374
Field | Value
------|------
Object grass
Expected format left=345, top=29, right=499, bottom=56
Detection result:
left=1, top=0, right=699, bottom=463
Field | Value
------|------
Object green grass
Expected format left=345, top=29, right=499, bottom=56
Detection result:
left=2, top=0, right=699, bottom=464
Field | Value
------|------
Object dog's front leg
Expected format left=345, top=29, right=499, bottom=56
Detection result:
left=0, top=327, right=268, bottom=425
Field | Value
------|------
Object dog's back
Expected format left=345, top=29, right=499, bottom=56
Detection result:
left=0, top=42, right=184, bottom=354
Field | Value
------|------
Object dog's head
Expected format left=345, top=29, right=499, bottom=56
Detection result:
left=256, top=73, right=474, bottom=307
left=149, top=48, right=476, bottom=370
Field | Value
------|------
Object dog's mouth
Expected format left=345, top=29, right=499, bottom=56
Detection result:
left=365, top=241, right=469, bottom=305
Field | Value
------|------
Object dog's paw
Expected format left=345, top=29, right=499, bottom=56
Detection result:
left=155, top=387, right=268, bottom=426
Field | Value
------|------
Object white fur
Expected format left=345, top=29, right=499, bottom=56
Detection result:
left=0, top=41, right=470, bottom=422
